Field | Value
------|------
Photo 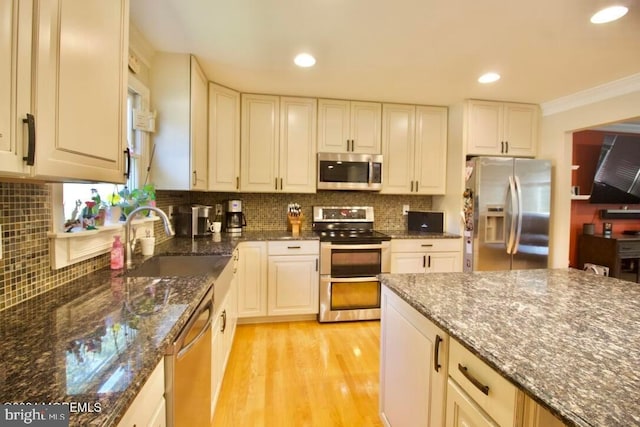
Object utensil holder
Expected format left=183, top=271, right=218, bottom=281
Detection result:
left=287, top=214, right=303, bottom=236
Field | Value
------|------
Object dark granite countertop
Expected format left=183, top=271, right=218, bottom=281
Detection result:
left=376, top=230, right=462, bottom=239
left=379, top=269, right=640, bottom=427
left=0, top=231, right=317, bottom=426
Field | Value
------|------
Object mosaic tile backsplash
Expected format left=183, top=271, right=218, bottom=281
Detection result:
left=0, top=182, right=432, bottom=311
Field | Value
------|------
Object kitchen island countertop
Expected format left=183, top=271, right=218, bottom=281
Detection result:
left=379, top=269, right=640, bottom=427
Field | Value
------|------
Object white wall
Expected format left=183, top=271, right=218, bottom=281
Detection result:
left=540, top=89, right=640, bottom=268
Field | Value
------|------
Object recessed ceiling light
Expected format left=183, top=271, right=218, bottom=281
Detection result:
left=294, top=53, right=316, bottom=68
left=478, top=72, right=501, bottom=84
left=590, top=5, right=628, bottom=24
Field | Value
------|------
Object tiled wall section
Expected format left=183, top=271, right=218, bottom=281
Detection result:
left=0, top=182, right=110, bottom=311
left=186, top=191, right=433, bottom=231
left=0, top=183, right=432, bottom=311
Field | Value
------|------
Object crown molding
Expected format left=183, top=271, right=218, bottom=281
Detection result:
left=541, top=73, right=640, bottom=117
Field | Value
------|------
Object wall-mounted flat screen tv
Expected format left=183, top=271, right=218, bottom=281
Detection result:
left=589, top=134, right=640, bottom=204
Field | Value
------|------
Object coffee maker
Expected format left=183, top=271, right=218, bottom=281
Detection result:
left=174, top=204, right=214, bottom=238
left=225, top=199, right=246, bottom=233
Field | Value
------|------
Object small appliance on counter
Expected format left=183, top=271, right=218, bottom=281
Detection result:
left=225, top=199, right=246, bottom=233
left=173, top=204, right=214, bottom=238
left=407, top=211, right=444, bottom=233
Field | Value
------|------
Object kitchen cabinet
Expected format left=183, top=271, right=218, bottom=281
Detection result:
left=466, top=100, right=539, bottom=157
left=380, top=285, right=448, bottom=427
left=381, top=104, right=448, bottom=194
left=240, top=94, right=316, bottom=193
left=1, top=0, right=128, bottom=182
left=522, top=396, right=567, bottom=427
left=447, top=338, right=520, bottom=427
left=0, top=0, right=32, bottom=176
left=151, top=54, right=208, bottom=190
left=208, top=82, right=240, bottom=191
left=237, top=241, right=268, bottom=318
left=267, top=241, right=319, bottom=316
left=317, top=99, right=382, bottom=154
left=211, top=252, right=238, bottom=419
left=390, top=239, right=462, bottom=273
left=117, top=359, right=165, bottom=427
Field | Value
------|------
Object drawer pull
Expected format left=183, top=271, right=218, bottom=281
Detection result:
left=287, top=246, right=301, bottom=249
left=434, top=335, right=442, bottom=372
left=421, top=244, right=433, bottom=247
left=458, top=363, right=489, bottom=395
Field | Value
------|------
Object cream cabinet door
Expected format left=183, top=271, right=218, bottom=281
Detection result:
left=208, top=83, right=240, bottom=191
left=467, top=100, right=503, bottom=156
left=34, top=0, right=128, bottom=182
left=381, top=104, right=415, bottom=194
left=414, top=106, right=448, bottom=195
left=237, top=242, right=268, bottom=318
left=426, top=252, right=462, bottom=273
left=380, top=286, right=448, bottom=427
left=446, top=378, right=498, bottom=427
left=318, top=99, right=350, bottom=153
left=503, top=103, right=538, bottom=157
left=279, top=97, right=317, bottom=193
left=190, top=57, right=208, bottom=190
left=390, top=252, right=426, bottom=273
left=350, top=101, right=382, bottom=153
left=240, top=94, right=279, bottom=192
left=267, top=254, right=319, bottom=316
left=0, top=0, right=32, bottom=176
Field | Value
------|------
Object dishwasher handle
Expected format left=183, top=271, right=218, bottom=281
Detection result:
left=174, top=290, right=214, bottom=359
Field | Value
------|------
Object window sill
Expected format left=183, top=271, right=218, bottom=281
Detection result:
left=48, top=217, right=159, bottom=269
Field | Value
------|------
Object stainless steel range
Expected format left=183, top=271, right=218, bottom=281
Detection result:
left=313, top=206, right=390, bottom=322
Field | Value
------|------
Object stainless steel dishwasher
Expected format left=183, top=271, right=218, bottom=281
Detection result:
left=165, top=287, right=213, bottom=427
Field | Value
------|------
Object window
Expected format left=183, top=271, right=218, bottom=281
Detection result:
left=60, top=75, right=151, bottom=224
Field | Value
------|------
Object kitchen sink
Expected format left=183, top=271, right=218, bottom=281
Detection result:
left=125, top=255, right=218, bottom=277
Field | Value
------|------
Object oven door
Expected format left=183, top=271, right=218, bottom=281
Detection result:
left=319, top=276, right=381, bottom=322
left=320, top=242, right=390, bottom=276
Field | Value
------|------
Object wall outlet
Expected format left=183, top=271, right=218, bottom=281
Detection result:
left=403, top=205, right=410, bottom=215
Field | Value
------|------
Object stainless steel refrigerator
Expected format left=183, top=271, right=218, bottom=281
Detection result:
left=463, top=157, right=551, bottom=272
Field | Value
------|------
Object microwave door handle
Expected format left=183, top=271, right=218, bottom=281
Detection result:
left=368, top=161, right=373, bottom=185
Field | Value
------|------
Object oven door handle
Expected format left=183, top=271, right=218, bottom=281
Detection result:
left=324, top=244, right=387, bottom=250
left=322, top=276, right=380, bottom=283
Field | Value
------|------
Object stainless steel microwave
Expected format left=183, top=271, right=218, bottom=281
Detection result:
left=317, top=153, right=383, bottom=191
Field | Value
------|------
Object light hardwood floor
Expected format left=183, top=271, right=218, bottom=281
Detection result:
left=212, top=320, right=383, bottom=427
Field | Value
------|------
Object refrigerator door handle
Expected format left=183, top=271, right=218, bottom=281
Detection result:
left=512, top=175, right=524, bottom=254
left=506, top=176, right=518, bottom=254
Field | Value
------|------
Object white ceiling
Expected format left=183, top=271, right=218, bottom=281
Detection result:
left=130, top=0, right=640, bottom=106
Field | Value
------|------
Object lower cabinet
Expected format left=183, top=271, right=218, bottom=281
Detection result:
left=446, top=378, right=497, bottom=427
left=237, top=240, right=319, bottom=321
left=390, top=239, right=462, bottom=273
left=380, top=286, right=448, bottom=427
left=117, top=360, right=166, bottom=427
left=211, top=251, right=238, bottom=419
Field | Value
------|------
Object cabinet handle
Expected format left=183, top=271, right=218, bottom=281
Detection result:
left=221, top=309, right=227, bottom=332
left=428, top=255, right=431, bottom=268
left=505, top=141, right=509, bottom=153
left=124, top=147, right=131, bottom=179
left=410, top=181, right=414, bottom=192
left=287, top=245, right=301, bottom=249
left=275, top=178, right=278, bottom=190
left=22, top=113, right=36, bottom=166
left=236, top=176, right=239, bottom=190
left=423, top=255, right=426, bottom=268
left=415, top=181, right=419, bottom=192
left=316, top=258, right=319, bottom=272
left=421, top=244, right=433, bottom=247
left=280, top=177, right=283, bottom=190
left=434, top=335, right=442, bottom=372
left=501, top=141, right=504, bottom=153
left=351, top=140, right=355, bottom=151
left=458, top=363, right=490, bottom=395
left=346, top=139, right=350, bottom=151
left=192, top=170, right=197, bottom=186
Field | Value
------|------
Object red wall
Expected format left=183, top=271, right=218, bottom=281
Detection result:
left=569, top=130, right=640, bottom=268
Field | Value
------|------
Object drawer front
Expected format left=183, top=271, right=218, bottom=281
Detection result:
left=268, top=240, right=319, bottom=256
left=618, top=241, right=640, bottom=256
left=449, top=339, right=518, bottom=427
left=391, top=238, right=461, bottom=253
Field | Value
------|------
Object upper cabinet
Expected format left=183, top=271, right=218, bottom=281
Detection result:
left=317, top=99, right=381, bottom=154
left=382, top=104, right=448, bottom=195
left=240, top=94, right=316, bottom=193
left=1, top=0, right=129, bottom=182
left=0, top=0, right=32, bottom=176
left=466, top=100, right=539, bottom=157
left=151, top=54, right=208, bottom=190
left=208, top=83, right=240, bottom=192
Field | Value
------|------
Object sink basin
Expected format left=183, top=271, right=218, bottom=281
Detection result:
left=125, top=255, right=218, bottom=277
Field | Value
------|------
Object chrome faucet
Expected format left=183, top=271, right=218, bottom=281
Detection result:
left=124, top=206, right=175, bottom=268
